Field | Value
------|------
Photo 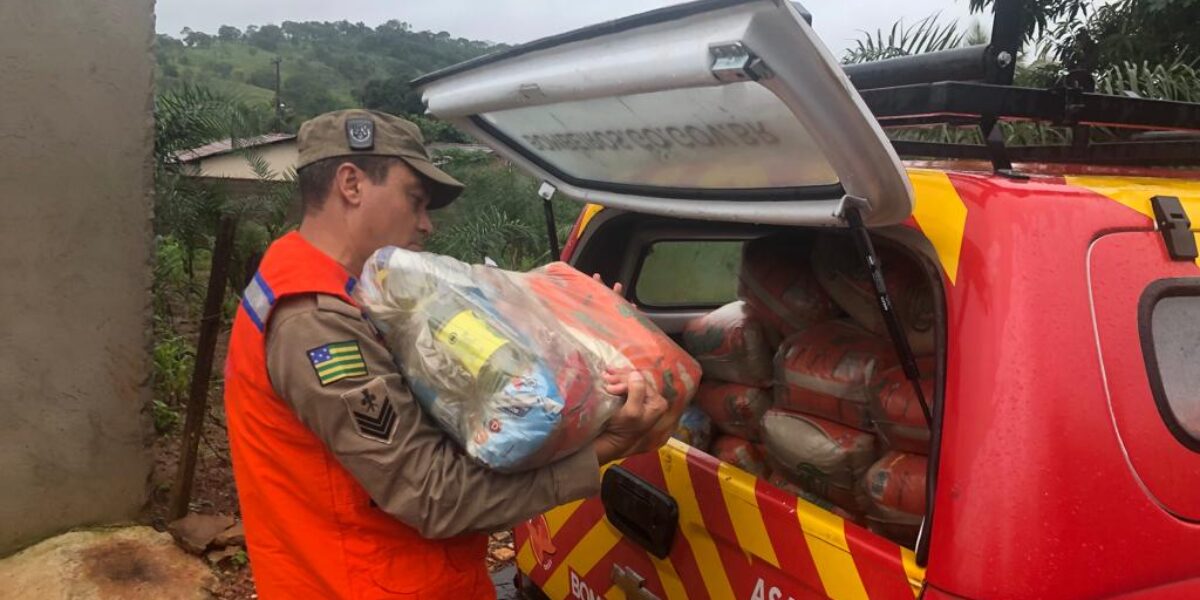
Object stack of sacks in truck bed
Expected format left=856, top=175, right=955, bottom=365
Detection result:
left=680, top=235, right=842, bottom=480
left=678, top=301, right=779, bottom=474
left=678, top=232, right=938, bottom=547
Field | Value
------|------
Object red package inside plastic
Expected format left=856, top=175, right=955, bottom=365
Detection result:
left=870, top=357, right=936, bottom=454
left=863, top=451, right=928, bottom=547
left=774, top=320, right=898, bottom=430
left=682, top=301, right=774, bottom=387
left=812, top=234, right=937, bottom=356
left=527, top=263, right=703, bottom=443
left=761, top=409, right=877, bottom=514
left=737, top=235, right=839, bottom=343
left=711, top=435, right=770, bottom=477
left=694, top=381, right=772, bottom=442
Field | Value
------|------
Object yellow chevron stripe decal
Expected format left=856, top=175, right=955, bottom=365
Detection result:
left=517, top=540, right=536, bottom=575
left=901, top=547, right=927, bottom=597
left=545, top=499, right=585, bottom=537
left=541, top=518, right=623, bottom=600
left=796, top=501, right=869, bottom=600
left=604, top=584, right=628, bottom=600
left=907, top=169, right=969, bottom=285
left=648, top=553, right=689, bottom=600
left=1066, top=175, right=1200, bottom=269
left=660, top=441, right=736, bottom=600
left=717, top=461, right=780, bottom=567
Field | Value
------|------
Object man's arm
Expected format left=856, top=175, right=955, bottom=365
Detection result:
left=265, top=293, right=601, bottom=539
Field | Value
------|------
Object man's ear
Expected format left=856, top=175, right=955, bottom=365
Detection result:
left=333, top=162, right=364, bottom=207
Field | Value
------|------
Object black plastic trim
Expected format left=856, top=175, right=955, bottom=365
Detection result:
left=1138, top=278, right=1200, bottom=454
left=470, top=116, right=848, bottom=202
left=601, top=465, right=679, bottom=559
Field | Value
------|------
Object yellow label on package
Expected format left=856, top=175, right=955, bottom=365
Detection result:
left=434, top=309, right=508, bottom=377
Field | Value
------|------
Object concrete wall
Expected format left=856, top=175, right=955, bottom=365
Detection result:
left=0, top=0, right=155, bottom=555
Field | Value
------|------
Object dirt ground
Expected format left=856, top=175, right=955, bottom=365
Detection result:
left=146, top=387, right=517, bottom=598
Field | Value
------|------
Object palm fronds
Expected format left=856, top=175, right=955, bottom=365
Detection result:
left=843, top=14, right=968, bottom=65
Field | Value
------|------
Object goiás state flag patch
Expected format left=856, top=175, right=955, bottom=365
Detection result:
left=308, top=340, right=368, bottom=385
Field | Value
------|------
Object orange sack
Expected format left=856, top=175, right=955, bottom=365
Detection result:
left=774, top=320, right=898, bottom=430
left=527, top=263, right=703, bottom=440
left=681, top=301, right=774, bottom=387
left=711, top=435, right=770, bottom=477
left=812, top=233, right=937, bottom=356
left=762, top=409, right=877, bottom=514
left=863, top=451, right=928, bottom=547
left=870, top=357, right=936, bottom=454
left=737, top=234, right=839, bottom=344
left=694, top=381, right=772, bottom=442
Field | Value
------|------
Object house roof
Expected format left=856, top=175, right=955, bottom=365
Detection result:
left=175, top=133, right=296, bottom=163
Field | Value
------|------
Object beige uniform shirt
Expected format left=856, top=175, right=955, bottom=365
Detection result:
left=265, top=293, right=601, bottom=539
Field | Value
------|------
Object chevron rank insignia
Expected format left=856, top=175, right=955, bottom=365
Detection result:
left=341, top=378, right=397, bottom=444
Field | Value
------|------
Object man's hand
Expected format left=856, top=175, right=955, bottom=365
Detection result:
left=594, top=369, right=671, bottom=464
left=592, top=273, right=624, bottom=297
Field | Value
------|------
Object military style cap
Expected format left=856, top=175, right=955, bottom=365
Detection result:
left=297, top=109, right=464, bottom=209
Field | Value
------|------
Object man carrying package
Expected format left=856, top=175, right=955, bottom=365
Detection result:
left=223, top=109, right=671, bottom=599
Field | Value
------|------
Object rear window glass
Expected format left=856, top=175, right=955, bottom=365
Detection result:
left=634, top=240, right=742, bottom=307
left=479, top=82, right=838, bottom=190
left=1144, top=287, right=1200, bottom=449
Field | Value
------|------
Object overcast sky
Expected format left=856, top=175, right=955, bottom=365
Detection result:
left=156, top=0, right=981, bottom=55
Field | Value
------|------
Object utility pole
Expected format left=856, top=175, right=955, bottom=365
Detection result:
left=271, top=57, right=283, bottom=123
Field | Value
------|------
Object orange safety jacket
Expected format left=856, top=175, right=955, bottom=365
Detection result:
left=224, top=232, right=493, bottom=599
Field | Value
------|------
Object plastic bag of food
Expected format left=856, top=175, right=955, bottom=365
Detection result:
left=711, top=435, right=770, bottom=477
left=870, top=357, right=936, bottom=454
left=762, top=409, right=876, bottom=513
left=812, top=234, right=936, bottom=356
left=672, top=405, right=714, bottom=452
left=681, top=301, right=774, bottom=386
left=738, top=234, right=840, bottom=344
left=863, top=451, right=927, bottom=547
left=694, top=381, right=772, bottom=442
left=526, top=262, right=702, bottom=445
left=774, top=320, right=898, bottom=430
left=357, top=248, right=698, bottom=472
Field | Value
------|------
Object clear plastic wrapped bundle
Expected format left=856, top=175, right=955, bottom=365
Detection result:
left=356, top=247, right=699, bottom=472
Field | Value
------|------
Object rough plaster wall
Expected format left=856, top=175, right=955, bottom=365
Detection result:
left=0, top=0, right=156, bottom=555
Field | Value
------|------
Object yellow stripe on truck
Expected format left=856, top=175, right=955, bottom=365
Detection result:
left=717, top=461, right=780, bottom=567
left=541, top=518, right=623, bottom=600
left=1066, top=175, right=1200, bottom=269
left=544, top=499, right=585, bottom=537
left=901, top=547, right=927, bottom=598
left=796, top=502, right=869, bottom=600
left=517, top=541, right=537, bottom=576
left=648, top=553, right=689, bottom=600
left=907, top=169, right=969, bottom=285
left=660, top=441, right=736, bottom=600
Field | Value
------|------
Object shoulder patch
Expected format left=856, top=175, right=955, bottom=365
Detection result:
left=341, top=378, right=397, bottom=444
left=307, top=340, right=368, bottom=385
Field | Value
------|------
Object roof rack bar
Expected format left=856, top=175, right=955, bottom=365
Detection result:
left=891, top=139, right=1200, bottom=166
left=861, top=82, right=1200, bottom=132
left=844, top=46, right=989, bottom=90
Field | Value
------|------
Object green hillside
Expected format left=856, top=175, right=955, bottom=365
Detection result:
left=156, top=21, right=505, bottom=134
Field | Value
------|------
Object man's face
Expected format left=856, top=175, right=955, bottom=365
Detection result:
left=356, top=161, right=434, bottom=253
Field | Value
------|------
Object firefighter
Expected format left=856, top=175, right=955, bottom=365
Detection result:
left=223, top=109, right=672, bottom=599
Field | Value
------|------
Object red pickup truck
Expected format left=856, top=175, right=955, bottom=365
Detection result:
left=415, top=0, right=1200, bottom=597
